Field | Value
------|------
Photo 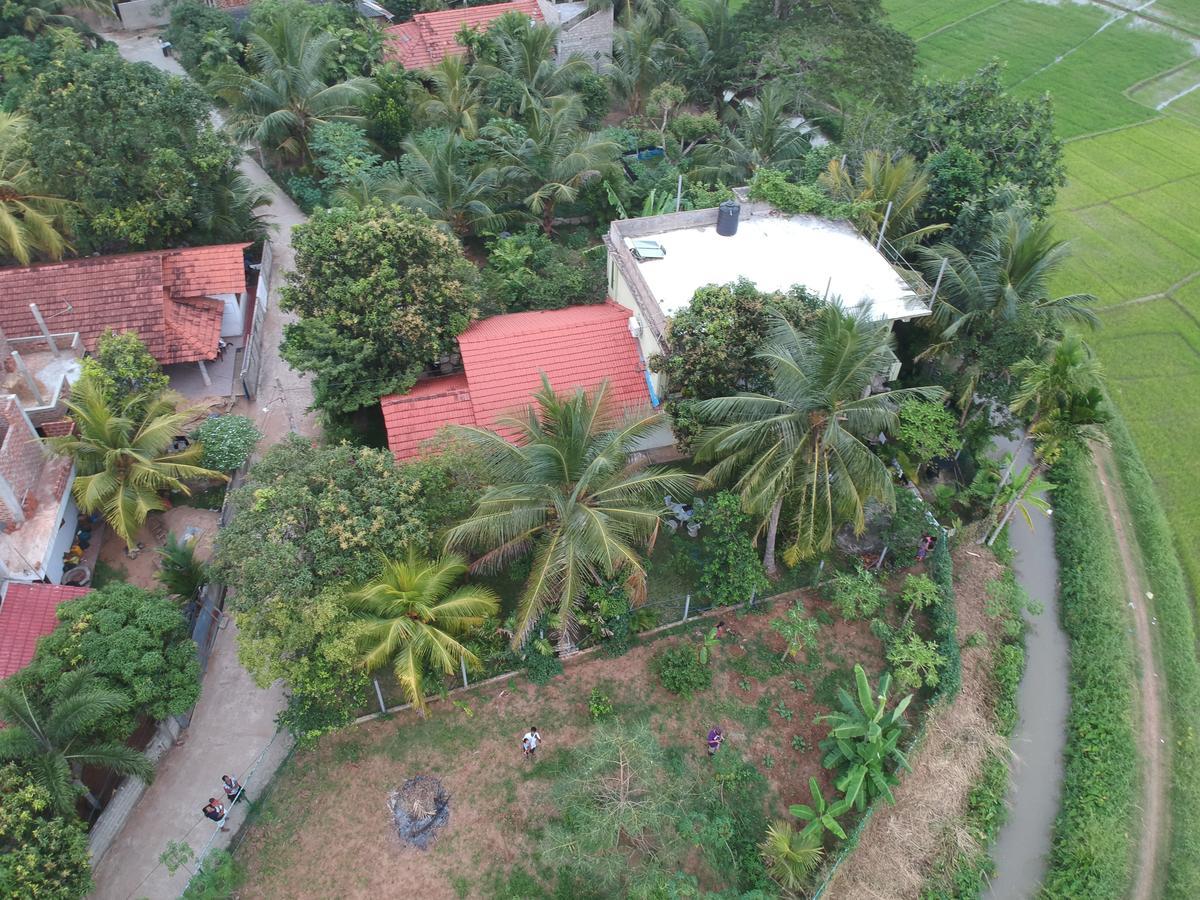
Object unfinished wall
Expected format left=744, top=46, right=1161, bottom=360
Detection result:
left=0, top=398, right=45, bottom=520
left=556, top=5, right=612, bottom=64
left=114, top=0, right=171, bottom=30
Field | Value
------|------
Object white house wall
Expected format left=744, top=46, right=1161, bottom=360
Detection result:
left=42, top=473, right=77, bottom=585
left=212, top=292, right=244, bottom=339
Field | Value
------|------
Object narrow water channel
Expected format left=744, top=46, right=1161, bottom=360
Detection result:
left=985, top=436, right=1070, bottom=899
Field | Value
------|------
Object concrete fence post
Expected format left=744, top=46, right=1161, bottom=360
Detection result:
left=682, top=594, right=691, bottom=622
left=460, top=656, right=468, bottom=689
left=373, top=678, right=386, bottom=715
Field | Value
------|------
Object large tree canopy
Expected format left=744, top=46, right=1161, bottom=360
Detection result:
left=279, top=204, right=479, bottom=414
left=24, top=47, right=252, bottom=253
left=905, top=62, right=1065, bottom=220
left=17, top=584, right=200, bottom=741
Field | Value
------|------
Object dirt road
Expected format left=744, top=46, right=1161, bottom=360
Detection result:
left=1093, top=444, right=1166, bottom=900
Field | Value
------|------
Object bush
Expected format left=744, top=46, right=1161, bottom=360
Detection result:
left=826, top=565, right=885, bottom=620
left=885, top=489, right=930, bottom=565
left=652, top=645, right=712, bottom=698
left=747, top=168, right=864, bottom=220
left=0, top=764, right=92, bottom=899
left=588, top=687, right=614, bottom=721
left=192, top=415, right=260, bottom=472
left=523, top=649, right=563, bottom=685
left=694, top=492, right=769, bottom=607
left=1041, top=446, right=1137, bottom=898
left=478, top=229, right=605, bottom=316
left=886, top=625, right=945, bottom=691
left=927, top=535, right=961, bottom=699
left=893, top=398, right=959, bottom=475
left=164, top=1, right=240, bottom=80
left=79, top=329, right=169, bottom=408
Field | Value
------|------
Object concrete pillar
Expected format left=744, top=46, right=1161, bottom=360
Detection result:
left=28, top=304, right=59, bottom=358
left=197, top=360, right=212, bottom=387
left=0, top=476, right=25, bottom=524
left=11, top=352, right=44, bottom=405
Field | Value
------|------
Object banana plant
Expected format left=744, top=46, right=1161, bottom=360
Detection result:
left=789, top=777, right=851, bottom=841
left=816, top=664, right=912, bottom=810
left=698, top=625, right=719, bottom=665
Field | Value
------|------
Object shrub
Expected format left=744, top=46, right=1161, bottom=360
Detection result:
left=694, top=492, right=769, bottom=607
left=928, top=535, right=961, bottom=699
left=893, top=398, right=959, bottom=478
left=772, top=599, right=820, bottom=662
left=885, top=489, right=929, bottom=565
left=164, top=1, right=240, bottom=80
left=192, top=414, right=260, bottom=472
left=0, top=764, right=92, bottom=899
left=748, top=168, right=864, bottom=220
left=588, top=687, right=614, bottom=721
left=652, top=645, right=712, bottom=698
left=79, top=329, right=169, bottom=407
left=886, top=625, right=946, bottom=691
left=826, top=565, right=885, bottom=620
left=523, top=649, right=563, bottom=685
left=478, top=229, right=604, bottom=316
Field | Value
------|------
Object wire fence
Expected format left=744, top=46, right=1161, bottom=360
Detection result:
left=354, top=560, right=826, bottom=723
left=180, top=730, right=284, bottom=896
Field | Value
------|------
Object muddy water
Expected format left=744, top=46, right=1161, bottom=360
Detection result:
left=985, top=435, right=1071, bottom=899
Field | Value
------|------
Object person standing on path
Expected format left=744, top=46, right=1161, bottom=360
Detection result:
left=522, top=726, right=542, bottom=760
left=222, top=774, right=243, bottom=804
left=202, top=799, right=229, bottom=832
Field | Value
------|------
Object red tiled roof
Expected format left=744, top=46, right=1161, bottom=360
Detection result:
left=381, top=303, right=652, bottom=460
left=384, top=0, right=543, bottom=69
left=0, top=244, right=248, bottom=366
left=0, top=583, right=90, bottom=680
left=381, top=372, right=476, bottom=460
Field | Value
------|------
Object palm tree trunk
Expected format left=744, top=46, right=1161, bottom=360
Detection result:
left=995, top=431, right=1030, bottom=494
left=986, top=462, right=1043, bottom=546
left=542, top=200, right=556, bottom=236
left=763, top=496, right=783, bottom=577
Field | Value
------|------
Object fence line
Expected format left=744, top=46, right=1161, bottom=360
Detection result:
left=350, top=585, right=810, bottom=726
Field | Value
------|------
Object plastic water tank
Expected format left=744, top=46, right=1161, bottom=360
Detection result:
left=716, top=200, right=740, bottom=236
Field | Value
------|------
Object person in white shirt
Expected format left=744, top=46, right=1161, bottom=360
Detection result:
left=521, top=726, right=542, bottom=759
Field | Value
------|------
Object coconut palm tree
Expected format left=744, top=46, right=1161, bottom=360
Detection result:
left=345, top=549, right=500, bottom=712
left=0, top=111, right=72, bottom=265
left=446, top=377, right=694, bottom=652
left=191, top=166, right=271, bottom=245
left=10, top=0, right=110, bottom=42
left=387, top=131, right=508, bottom=236
left=917, top=208, right=1100, bottom=352
left=698, top=83, right=809, bottom=183
left=210, top=18, right=375, bottom=166
left=46, top=378, right=226, bottom=549
left=697, top=306, right=944, bottom=573
left=819, top=150, right=948, bottom=250
left=475, top=13, right=591, bottom=115
left=414, top=55, right=485, bottom=138
left=0, top=669, right=154, bottom=817
left=606, top=11, right=672, bottom=116
left=482, top=97, right=620, bottom=235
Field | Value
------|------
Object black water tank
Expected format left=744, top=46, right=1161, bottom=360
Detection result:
left=716, top=200, right=740, bottom=236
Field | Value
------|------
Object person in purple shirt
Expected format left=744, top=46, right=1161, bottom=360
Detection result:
left=706, top=726, right=724, bottom=757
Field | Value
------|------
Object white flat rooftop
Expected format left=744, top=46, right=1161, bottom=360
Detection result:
left=627, top=213, right=928, bottom=322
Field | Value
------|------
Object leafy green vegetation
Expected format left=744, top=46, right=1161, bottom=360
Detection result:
left=1041, top=446, right=1137, bottom=898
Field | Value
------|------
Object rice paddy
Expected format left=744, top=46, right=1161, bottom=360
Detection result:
left=884, top=0, right=1200, bottom=593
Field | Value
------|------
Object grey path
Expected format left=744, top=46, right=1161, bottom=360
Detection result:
left=88, top=31, right=319, bottom=899
left=986, top=435, right=1070, bottom=900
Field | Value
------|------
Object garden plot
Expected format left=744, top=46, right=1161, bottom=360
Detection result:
left=235, top=594, right=902, bottom=899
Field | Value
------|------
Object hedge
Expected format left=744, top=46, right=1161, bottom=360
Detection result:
left=1040, top=446, right=1138, bottom=898
left=1105, top=414, right=1200, bottom=899
left=928, top=533, right=961, bottom=700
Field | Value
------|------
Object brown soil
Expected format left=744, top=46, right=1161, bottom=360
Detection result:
left=96, top=506, right=220, bottom=589
left=1093, top=444, right=1165, bottom=900
left=236, top=594, right=894, bottom=899
left=827, top=547, right=1010, bottom=899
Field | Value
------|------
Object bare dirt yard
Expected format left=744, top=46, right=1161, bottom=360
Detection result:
left=235, top=591, right=898, bottom=899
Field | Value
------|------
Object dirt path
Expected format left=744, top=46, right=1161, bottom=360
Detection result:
left=1093, top=443, right=1167, bottom=900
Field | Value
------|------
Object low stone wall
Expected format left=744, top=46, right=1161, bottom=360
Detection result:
left=115, top=0, right=171, bottom=30
left=88, top=717, right=181, bottom=864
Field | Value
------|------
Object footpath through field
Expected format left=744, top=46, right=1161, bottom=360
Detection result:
left=87, top=30, right=318, bottom=899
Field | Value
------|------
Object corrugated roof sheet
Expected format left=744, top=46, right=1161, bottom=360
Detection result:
left=0, top=244, right=248, bottom=365
left=0, top=583, right=90, bottom=679
left=383, top=0, right=543, bottom=69
left=380, top=303, right=651, bottom=460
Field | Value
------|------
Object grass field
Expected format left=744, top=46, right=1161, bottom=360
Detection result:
left=884, top=0, right=1200, bottom=599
